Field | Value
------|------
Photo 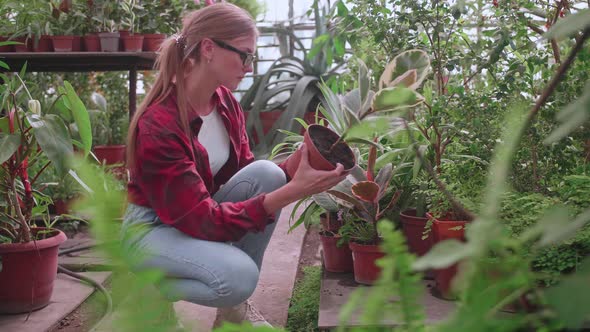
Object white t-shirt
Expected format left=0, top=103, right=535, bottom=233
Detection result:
left=197, top=107, right=230, bottom=176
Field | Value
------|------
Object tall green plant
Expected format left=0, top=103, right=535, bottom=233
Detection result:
left=0, top=65, right=92, bottom=243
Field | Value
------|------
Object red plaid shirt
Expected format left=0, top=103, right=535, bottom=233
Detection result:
left=128, top=86, right=285, bottom=242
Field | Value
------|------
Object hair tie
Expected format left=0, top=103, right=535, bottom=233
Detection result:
left=174, top=33, right=187, bottom=49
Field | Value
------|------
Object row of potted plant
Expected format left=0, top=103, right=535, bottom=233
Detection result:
left=278, top=50, right=474, bottom=300
left=0, top=0, right=175, bottom=53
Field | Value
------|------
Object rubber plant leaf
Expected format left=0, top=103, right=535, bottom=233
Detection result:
left=373, top=86, right=417, bottom=112
left=351, top=181, right=380, bottom=203
left=379, top=49, right=431, bottom=90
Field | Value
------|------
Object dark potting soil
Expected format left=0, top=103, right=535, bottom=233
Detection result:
left=309, top=128, right=355, bottom=169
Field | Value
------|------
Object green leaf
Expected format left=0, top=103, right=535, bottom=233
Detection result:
left=525, top=207, right=590, bottom=247
left=545, top=257, right=590, bottom=329
left=545, top=9, right=590, bottom=40
left=0, top=133, right=21, bottom=164
left=544, top=82, right=590, bottom=144
left=61, top=81, right=92, bottom=157
left=0, top=61, right=9, bottom=71
left=312, top=192, right=339, bottom=212
left=412, top=239, right=473, bottom=270
left=27, top=114, right=73, bottom=176
left=372, top=87, right=417, bottom=111
left=358, top=59, right=370, bottom=103
left=346, top=117, right=391, bottom=139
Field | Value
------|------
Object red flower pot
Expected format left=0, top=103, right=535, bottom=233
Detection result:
left=0, top=228, right=67, bottom=313
left=400, top=209, right=433, bottom=256
left=320, top=231, right=354, bottom=273
left=14, top=37, right=32, bottom=52
left=0, top=36, right=14, bottom=52
left=33, top=35, right=53, bottom=52
left=93, top=144, right=126, bottom=165
left=122, top=34, right=144, bottom=52
left=143, top=33, right=166, bottom=51
left=428, top=212, right=467, bottom=300
left=72, top=35, right=83, bottom=51
left=283, top=124, right=355, bottom=179
left=83, top=34, right=100, bottom=52
left=349, top=241, right=385, bottom=285
left=51, top=35, right=74, bottom=52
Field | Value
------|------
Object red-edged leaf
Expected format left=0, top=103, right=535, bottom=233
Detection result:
left=351, top=181, right=380, bottom=203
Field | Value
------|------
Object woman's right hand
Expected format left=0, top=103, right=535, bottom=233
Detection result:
left=262, top=143, right=349, bottom=215
left=289, top=143, right=348, bottom=199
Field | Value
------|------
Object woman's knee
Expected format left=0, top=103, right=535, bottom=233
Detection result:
left=208, top=258, right=260, bottom=306
left=245, top=160, right=286, bottom=192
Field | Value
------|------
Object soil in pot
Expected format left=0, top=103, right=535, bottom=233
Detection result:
left=98, top=32, right=120, bottom=52
left=93, top=144, right=126, bottom=165
left=51, top=35, right=74, bottom=52
left=143, top=33, right=166, bottom=52
left=33, top=35, right=53, bottom=52
left=14, top=37, right=32, bottom=52
left=284, top=125, right=356, bottom=179
left=122, top=34, right=144, bottom=52
left=308, top=125, right=355, bottom=170
left=83, top=34, right=100, bottom=52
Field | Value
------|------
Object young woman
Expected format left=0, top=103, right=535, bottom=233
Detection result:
left=122, top=3, right=347, bottom=327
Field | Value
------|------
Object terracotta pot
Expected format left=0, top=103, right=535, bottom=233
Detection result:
left=98, top=32, right=120, bottom=52
left=284, top=124, right=355, bottom=179
left=51, top=35, right=74, bottom=52
left=320, top=231, right=354, bottom=273
left=83, top=34, right=100, bottom=52
left=320, top=212, right=342, bottom=233
left=118, top=30, right=129, bottom=51
left=349, top=241, right=385, bottom=285
left=93, top=144, right=126, bottom=165
left=428, top=212, right=467, bottom=300
left=400, top=209, right=433, bottom=256
left=71, top=35, right=83, bottom=51
left=13, top=37, right=32, bottom=52
left=0, top=36, right=14, bottom=52
left=122, top=34, right=144, bottom=52
left=0, top=228, right=67, bottom=313
left=143, top=33, right=166, bottom=52
left=33, top=35, right=53, bottom=52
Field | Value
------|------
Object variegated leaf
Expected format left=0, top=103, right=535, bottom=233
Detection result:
left=351, top=181, right=380, bottom=203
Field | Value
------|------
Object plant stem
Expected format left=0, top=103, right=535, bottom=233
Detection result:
left=402, top=119, right=476, bottom=221
left=8, top=177, right=30, bottom=243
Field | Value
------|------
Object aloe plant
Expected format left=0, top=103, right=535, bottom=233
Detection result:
left=240, top=1, right=346, bottom=158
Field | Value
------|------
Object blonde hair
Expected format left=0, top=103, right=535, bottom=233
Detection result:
left=127, top=3, right=258, bottom=170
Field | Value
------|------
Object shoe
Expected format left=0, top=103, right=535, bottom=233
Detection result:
left=212, top=300, right=272, bottom=328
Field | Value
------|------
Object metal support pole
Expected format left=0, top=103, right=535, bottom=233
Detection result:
left=129, top=66, right=137, bottom=120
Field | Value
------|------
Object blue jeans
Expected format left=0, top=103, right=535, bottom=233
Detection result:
left=121, top=160, right=286, bottom=308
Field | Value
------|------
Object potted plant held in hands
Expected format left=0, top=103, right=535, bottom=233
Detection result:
left=0, top=71, right=92, bottom=313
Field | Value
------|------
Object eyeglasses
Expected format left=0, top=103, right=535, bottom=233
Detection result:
left=211, top=39, right=256, bottom=67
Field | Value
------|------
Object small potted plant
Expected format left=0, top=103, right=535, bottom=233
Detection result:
left=0, top=68, right=92, bottom=313
left=331, top=144, right=401, bottom=285
left=89, top=92, right=127, bottom=165
left=138, top=0, right=175, bottom=51
left=120, top=0, right=145, bottom=52
left=48, top=10, right=75, bottom=52
left=92, top=1, right=121, bottom=52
